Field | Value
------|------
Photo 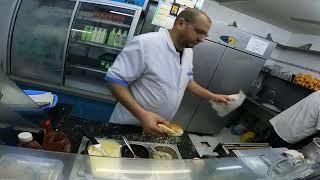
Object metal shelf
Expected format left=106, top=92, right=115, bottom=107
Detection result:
left=79, top=16, right=131, bottom=28
left=69, top=64, right=107, bottom=74
left=72, top=40, right=123, bottom=52
left=277, top=43, right=320, bottom=56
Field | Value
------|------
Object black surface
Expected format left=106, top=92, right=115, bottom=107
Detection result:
left=56, top=116, right=200, bottom=159
left=121, top=144, right=150, bottom=158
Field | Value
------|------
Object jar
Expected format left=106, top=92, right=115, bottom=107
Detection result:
left=42, top=132, right=71, bottom=152
left=18, top=132, right=42, bottom=149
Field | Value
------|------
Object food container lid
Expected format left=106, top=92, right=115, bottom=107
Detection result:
left=0, top=153, right=64, bottom=180
left=18, top=132, right=33, bottom=143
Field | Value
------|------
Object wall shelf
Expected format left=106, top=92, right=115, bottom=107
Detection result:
left=276, top=43, right=320, bottom=56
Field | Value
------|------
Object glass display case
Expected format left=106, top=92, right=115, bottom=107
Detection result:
left=7, top=0, right=142, bottom=98
left=10, top=0, right=76, bottom=84
left=0, top=145, right=291, bottom=180
left=65, top=1, right=141, bottom=95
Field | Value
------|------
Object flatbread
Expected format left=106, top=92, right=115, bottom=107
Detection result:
left=158, top=123, right=183, bottom=136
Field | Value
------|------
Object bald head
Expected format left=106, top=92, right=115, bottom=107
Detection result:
left=174, top=8, right=211, bottom=25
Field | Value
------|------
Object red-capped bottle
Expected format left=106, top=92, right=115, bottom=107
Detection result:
left=42, top=119, right=53, bottom=134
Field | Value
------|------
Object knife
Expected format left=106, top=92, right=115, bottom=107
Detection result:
left=81, top=127, right=108, bottom=157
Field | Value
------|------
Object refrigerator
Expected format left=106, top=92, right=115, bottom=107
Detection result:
left=173, top=23, right=276, bottom=135
left=7, top=0, right=142, bottom=97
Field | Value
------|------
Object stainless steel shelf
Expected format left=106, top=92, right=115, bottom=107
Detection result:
left=80, top=16, right=131, bottom=28
left=72, top=40, right=123, bottom=52
left=69, top=64, right=107, bottom=74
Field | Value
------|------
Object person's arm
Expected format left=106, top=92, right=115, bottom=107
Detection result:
left=108, top=83, right=167, bottom=136
left=187, top=80, right=232, bottom=103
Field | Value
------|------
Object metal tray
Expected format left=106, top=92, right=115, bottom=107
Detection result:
left=78, top=137, right=182, bottom=159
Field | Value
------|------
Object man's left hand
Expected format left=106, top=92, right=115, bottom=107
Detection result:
left=211, top=94, right=233, bottom=104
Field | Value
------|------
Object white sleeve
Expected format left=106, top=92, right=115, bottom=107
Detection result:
left=105, top=37, right=146, bottom=87
left=316, top=103, right=320, bottom=130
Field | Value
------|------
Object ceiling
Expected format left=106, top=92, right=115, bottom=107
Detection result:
left=215, top=0, right=320, bottom=35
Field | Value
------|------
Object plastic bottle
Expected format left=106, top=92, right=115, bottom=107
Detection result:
left=18, top=132, right=42, bottom=149
left=120, top=30, right=128, bottom=48
left=91, top=27, right=98, bottom=42
left=100, top=60, right=106, bottom=68
left=105, top=62, right=110, bottom=69
left=81, top=25, right=90, bottom=41
left=99, top=29, right=107, bottom=44
left=107, top=28, right=116, bottom=46
left=95, top=28, right=103, bottom=43
left=42, top=119, right=53, bottom=134
left=85, top=26, right=94, bottom=41
left=113, top=29, right=122, bottom=47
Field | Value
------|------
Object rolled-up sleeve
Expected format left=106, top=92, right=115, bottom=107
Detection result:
left=105, top=37, right=146, bottom=87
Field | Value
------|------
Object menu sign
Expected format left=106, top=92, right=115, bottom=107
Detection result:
left=152, top=0, right=204, bottom=29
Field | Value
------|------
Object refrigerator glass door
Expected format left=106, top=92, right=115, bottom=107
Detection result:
left=0, top=0, right=17, bottom=72
left=65, top=2, right=137, bottom=95
left=10, top=0, right=75, bottom=84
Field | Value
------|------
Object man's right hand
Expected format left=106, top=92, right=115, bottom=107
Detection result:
left=138, top=110, right=169, bottom=136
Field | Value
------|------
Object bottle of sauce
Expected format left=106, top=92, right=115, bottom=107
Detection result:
left=43, top=132, right=71, bottom=153
left=18, top=132, right=42, bottom=149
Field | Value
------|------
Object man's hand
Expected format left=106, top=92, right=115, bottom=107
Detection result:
left=211, top=94, right=233, bottom=104
left=187, top=81, right=233, bottom=104
left=138, top=110, right=169, bottom=136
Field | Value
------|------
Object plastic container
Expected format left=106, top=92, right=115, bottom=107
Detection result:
left=23, top=90, right=58, bottom=112
left=18, top=132, right=42, bottom=149
left=43, top=132, right=71, bottom=153
left=300, top=137, right=320, bottom=163
left=0, top=153, right=63, bottom=180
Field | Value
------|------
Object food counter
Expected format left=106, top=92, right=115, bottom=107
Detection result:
left=2, top=115, right=319, bottom=179
left=0, top=144, right=282, bottom=180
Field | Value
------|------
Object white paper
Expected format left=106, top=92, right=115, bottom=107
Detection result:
left=245, top=37, right=269, bottom=55
left=28, top=92, right=54, bottom=106
left=210, top=91, right=246, bottom=117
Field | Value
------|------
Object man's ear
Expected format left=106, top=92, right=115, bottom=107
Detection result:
left=175, top=18, right=185, bottom=26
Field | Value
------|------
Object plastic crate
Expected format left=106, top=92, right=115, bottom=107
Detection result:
left=23, top=90, right=58, bottom=112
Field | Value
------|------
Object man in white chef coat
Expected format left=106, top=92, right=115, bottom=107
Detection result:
left=264, top=91, right=320, bottom=147
left=105, top=8, right=232, bottom=136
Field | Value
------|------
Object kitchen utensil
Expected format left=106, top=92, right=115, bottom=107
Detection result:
left=149, top=145, right=164, bottom=159
left=81, top=128, right=108, bottom=157
left=122, top=136, right=140, bottom=158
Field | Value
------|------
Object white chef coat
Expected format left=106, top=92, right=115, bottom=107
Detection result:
left=270, top=91, right=320, bottom=143
left=105, top=28, right=194, bottom=125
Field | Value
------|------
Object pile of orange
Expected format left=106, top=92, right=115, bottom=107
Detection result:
left=293, top=73, right=320, bottom=91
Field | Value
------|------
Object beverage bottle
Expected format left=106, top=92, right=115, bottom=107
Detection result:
left=120, top=30, right=128, bottom=47
left=90, top=27, right=98, bottom=42
left=107, top=28, right=116, bottom=46
left=113, top=29, right=122, bottom=47
left=18, top=132, right=42, bottom=149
